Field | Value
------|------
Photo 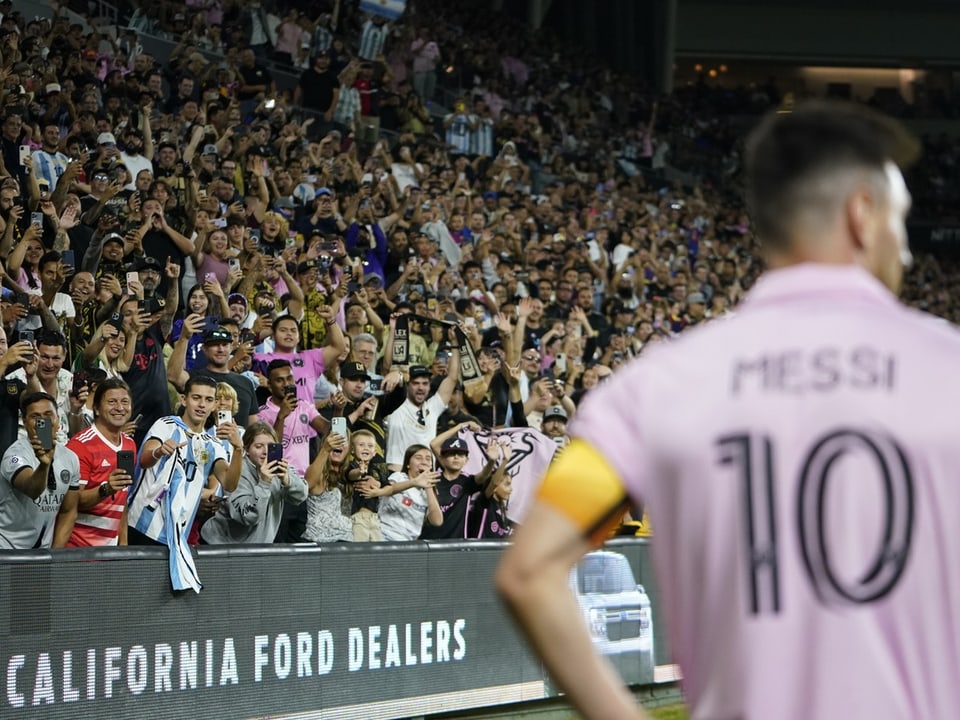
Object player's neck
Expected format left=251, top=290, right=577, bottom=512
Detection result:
left=179, top=414, right=205, bottom=434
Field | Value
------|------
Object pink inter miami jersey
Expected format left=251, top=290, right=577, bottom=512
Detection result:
left=570, top=264, right=960, bottom=719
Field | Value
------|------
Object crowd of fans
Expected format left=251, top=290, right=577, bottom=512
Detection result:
left=0, top=0, right=955, bottom=580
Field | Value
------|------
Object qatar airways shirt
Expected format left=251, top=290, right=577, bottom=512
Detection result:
left=570, top=264, right=960, bottom=720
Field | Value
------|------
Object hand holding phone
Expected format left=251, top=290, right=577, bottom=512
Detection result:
left=331, top=416, right=347, bottom=438
left=34, top=418, right=53, bottom=452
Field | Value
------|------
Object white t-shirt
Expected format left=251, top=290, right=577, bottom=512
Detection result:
left=384, top=393, right=446, bottom=467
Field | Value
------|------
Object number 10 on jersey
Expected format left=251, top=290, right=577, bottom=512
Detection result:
left=717, top=429, right=914, bottom=615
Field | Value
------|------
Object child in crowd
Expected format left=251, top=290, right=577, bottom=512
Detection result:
left=370, top=443, right=442, bottom=541
left=345, top=429, right=386, bottom=541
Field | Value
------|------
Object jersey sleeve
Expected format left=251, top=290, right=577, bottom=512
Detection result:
left=67, top=439, right=92, bottom=488
left=309, top=349, right=326, bottom=376
left=0, top=445, right=37, bottom=487
left=566, top=361, right=656, bottom=504
left=537, top=439, right=632, bottom=548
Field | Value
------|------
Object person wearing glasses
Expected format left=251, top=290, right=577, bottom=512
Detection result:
left=127, top=375, right=243, bottom=592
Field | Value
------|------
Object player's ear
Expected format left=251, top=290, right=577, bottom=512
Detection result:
left=845, top=179, right=881, bottom=255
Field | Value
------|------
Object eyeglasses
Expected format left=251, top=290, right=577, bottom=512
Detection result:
left=416, top=408, right=425, bottom=426
left=522, top=354, right=540, bottom=361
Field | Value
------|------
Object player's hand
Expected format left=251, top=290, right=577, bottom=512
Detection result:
left=153, top=440, right=187, bottom=459
left=101, top=468, right=133, bottom=495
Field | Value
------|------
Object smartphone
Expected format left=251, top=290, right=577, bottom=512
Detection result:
left=555, top=353, right=567, bottom=374
left=228, top=258, right=241, bottom=271
left=14, top=292, right=30, bottom=308
left=427, top=297, right=438, bottom=313
left=267, top=442, right=283, bottom=464
left=19, top=329, right=34, bottom=345
left=319, top=240, right=338, bottom=253
left=285, top=233, right=296, bottom=249
left=463, top=317, right=476, bottom=329
left=331, top=416, right=347, bottom=437
left=342, top=264, right=352, bottom=280
left=35, top=418, right=53, bottom=451
left=204, top=272, right=216, bottom=283
left=116, top=450, right=135, bottom=477
left=240, top=329, right=256, bottom=346
left=249, top=229, right=261, bottom=246
left=18, top=145, right=30, bottom=166
left=265, top=99, right=276, bottom=110
left=198, top=188, right=207, bottom=200
left=283, top=384, right=297, bottom=400
left=30, top=212, right=43, bottom=227
left=203, top=315, right=221, bottom=333
left=306, top=174, right=317, bottom=184
left=62, top=249, right=75, bottom=267
left=72, top=370, right=88, bottom=396
left=216, top=409, right=232, bottom=426
left=126, top=271, right=138, bottom=294
left=212, top=217, right=227, bottom=228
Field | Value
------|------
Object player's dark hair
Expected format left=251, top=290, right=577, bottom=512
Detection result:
left=184, top=374, right=218, bottom=394
left=20, top=391, right=57, bottom=419
left=745, top=100, right=920, bottom=250
left=267, top=359, right=292, bottom=377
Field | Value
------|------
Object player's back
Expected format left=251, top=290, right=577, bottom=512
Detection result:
left=572, top=265, right=960, bottom=719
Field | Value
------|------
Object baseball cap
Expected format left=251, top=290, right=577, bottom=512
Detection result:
left=45, top=82, right=60, bottom=94
left=543, top=405, right=568, bottom=422
left=157, top=139, right=177, bottom=152
left=686, top=292, right=706, bottom=305
left=274, top=196, right=295, bottom=210
left=482, top=191, right=498, bottom=200
left=340, top=361, right=370, bottom=380
left=202, top=144, right=219, bottom=156
left=409, top=365, right=431, bottom=380
left=227, top=293, right=247, bottom=308
left=137, top=256, right=162, bottom=272
left=97, top=132, right=116, bottom=145
left=102, top=233, right=124, bottom=247
left=315, top=187, right=332, bottom=198
left=440, top=436, right=469, bottom=455
left=204, top=328, right=233, bottom=344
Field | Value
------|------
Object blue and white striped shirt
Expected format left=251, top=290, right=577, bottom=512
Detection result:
left=31, top=149, right=69, bottom=191
left=313, top=25, right=333, bottom=54
left=471, top=116, right=495, bottom=157
left=128, top=417, right=227, bottom=592
left=358, top=19, right=389, bottom=60
left=445, top=113, right=473, bottom=155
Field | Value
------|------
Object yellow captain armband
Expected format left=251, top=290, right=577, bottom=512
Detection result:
left=537, top=438, right=632, bottom=549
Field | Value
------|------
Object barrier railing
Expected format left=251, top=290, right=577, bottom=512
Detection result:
left=0, top=538, right=672, bottom=720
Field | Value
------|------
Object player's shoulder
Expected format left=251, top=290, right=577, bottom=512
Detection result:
left=69, top=426, right=99, bottom=446
left=892, top=303, right=960, bottom=350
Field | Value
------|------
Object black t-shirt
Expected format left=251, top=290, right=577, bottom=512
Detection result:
left=0, top=376, right=25, bottom=450
left=297, top=68, right=338, bottom=112
left=196, top=369, right=257, bottom=425
left=419, top=473, right=482, bottom=540
left=238, top=63, right=274, bottom=101
left=141, top=228, right=186, bottom=297
left=123, top=324, right=171, bottom=446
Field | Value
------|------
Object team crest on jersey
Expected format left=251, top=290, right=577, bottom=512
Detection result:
left=299, top=414, right=308, bottom=424
left=9, top=457, right=19, bottom=465
left=293, top=358, right=304, bottom=368
left=60, top=469, right=70, bottom=485
left=450, top=484, right=462, bottom=498
left=157, top=298, right=166, bottom=308
left=6, top=382, right=17, bottom=395
left=198, top=448, right=210, bottom=464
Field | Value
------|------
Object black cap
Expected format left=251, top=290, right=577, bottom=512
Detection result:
left=409, top=365, right=430, bottom=380
left=204, top=327, right=233, bottom=344
left=340, top=361, right=370, bottom=380
left=440, top=436, right=469, bottom=455
left=137, top=256, right=162, bottom=272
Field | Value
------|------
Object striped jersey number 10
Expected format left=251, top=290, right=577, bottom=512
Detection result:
left=716, top=429, right=914, bottom=614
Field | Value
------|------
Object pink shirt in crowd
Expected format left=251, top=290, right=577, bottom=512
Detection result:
left=410, top=38, right=440, bottom=73
left=253, top=348, right=326, bottom=407
left=256, top=397, right=318, bottom=478
left=571, top=263, right=960, bottom=720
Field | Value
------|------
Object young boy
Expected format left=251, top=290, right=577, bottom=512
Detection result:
left=345, top=429, right=386, bottom=541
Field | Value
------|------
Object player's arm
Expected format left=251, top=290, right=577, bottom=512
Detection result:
left=496, top=439, right=649, bottom=720
left=52, top=489, right=79, bottom=549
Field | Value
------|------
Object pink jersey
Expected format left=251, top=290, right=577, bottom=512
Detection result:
left=253, top=349, right=326, bottom=407
left=257, top=397, right=319, bottom=478
left=570, top=264, right=960, bottom=719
